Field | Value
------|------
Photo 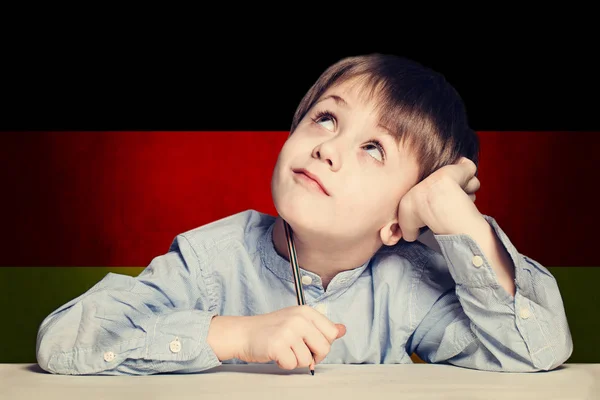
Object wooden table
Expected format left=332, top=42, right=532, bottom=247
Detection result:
left=1, top=363, right=598, bottom=399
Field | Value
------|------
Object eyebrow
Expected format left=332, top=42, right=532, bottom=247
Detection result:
left=316, top=94, right=348, bottom=108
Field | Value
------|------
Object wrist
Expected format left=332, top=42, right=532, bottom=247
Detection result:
left=438, top=215, right=488, bottom=237
left=207, top=315, right=249, bottom=361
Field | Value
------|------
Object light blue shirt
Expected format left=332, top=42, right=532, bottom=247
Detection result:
left=36, top=209, right=573, bottom=375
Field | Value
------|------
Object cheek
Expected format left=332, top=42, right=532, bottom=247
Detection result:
left=346, top=182, right=399, bottom=215
left=343, top=185, right=384, bottom=212
left=278, top=136, right=308, bottom=159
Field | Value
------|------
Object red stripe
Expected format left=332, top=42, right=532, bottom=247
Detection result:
left=1, top=131, right=597, bottom=267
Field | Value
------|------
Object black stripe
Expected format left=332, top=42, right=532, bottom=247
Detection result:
left=2, top=47, right=598, bottom=131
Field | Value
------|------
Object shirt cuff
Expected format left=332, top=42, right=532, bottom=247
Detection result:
left=144, top=309, right=221, bottom=365
left=49, top=309, right=222, bottom=375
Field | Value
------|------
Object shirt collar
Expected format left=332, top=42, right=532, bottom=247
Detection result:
left=258, top=219, right=372, bottom=291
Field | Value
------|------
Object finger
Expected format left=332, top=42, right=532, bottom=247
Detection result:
left=303, top=306, right=342, bottom=344
left=302, top=324, right=332, bottom=364
left=397, top=196, right=425, bottom=242
left=468, top=193, right=476, bottom=202
left=291, top=339, right=315, bottom=368
left=449, top=157, right=478, bottom=188
left=335, top=323, right=346, bottom=339
left=275, top=346, right=298, bottom=370
left=464, top=176, right=480, bottom=194
left=398, top=207, right=424, bottom=242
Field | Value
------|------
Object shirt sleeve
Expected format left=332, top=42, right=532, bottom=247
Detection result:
left=36, top=234, right=223, bottom=375
left=406, top=214, right=574, bottom=372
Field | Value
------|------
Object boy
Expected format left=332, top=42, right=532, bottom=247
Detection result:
left=36, top=53, right=573, bottom=375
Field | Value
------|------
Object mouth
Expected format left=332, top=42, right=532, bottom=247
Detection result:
left=292, top=168, right=330, bottom=196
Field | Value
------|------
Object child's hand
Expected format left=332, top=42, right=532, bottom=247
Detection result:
left=209, top=305, right=346, bottom=370
left=397, top=156, right=484, bottom=242
left=241, top=305, right=346, bottom=369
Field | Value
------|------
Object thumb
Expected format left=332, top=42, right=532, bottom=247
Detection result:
left=335, top=323, right=346, bottom=338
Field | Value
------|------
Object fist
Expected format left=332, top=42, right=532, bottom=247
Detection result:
left=398, top=156, right=483, bottom=242
left=237, top=305, right=346, bottom=370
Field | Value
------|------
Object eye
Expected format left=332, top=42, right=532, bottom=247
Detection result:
left=364, top=140, right=386, bottom=162
left=311, top=110, right=336, bottom=131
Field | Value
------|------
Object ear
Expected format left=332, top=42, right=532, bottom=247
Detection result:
left=379, top=219, right=403, bottom=246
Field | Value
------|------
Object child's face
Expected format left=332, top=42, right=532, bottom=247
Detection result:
left=271, top=78, right=421, bottom=244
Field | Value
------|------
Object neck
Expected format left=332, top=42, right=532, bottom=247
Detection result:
left=271, top=216, right=382, bottom=289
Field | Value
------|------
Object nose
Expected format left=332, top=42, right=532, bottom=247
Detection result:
left=311, top=140, right=341, bottom=171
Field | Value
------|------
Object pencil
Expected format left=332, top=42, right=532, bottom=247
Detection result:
left=283, top=220, right=315, bottom=375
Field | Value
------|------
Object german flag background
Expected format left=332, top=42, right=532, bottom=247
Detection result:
left=2, top=42, right=599, bottom=365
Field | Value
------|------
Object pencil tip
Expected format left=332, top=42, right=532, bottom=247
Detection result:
left=310, top=369, right=314, bottom=375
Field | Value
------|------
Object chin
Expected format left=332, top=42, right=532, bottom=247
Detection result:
left=273, top=197, right=308, bottom=224
left=273, top=198, right=326, bottom=232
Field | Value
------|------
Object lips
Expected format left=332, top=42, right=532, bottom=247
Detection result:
left=293, top=168, right=330, bottom=196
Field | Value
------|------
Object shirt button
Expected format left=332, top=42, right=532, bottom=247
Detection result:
left=315, top=304, right=327, bottom=314
left=301, top=275, right=312, bottom=285
left=472, top=255, right=483, bottom=267
left=170, top=337, right=182, bottom=353
left=519, top=308, right=531, bottom=319
left=103, top=351, right=115, bottom=362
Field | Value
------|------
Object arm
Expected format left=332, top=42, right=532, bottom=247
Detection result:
left=36, top=234, right=222, bottom=375
left=407, top=214, right=573, bottom=372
